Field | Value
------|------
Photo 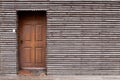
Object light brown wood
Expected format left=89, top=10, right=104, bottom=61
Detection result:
left=18, top=11, right=46, bottom=69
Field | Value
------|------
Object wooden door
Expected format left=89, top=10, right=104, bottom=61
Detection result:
left=18, top=11, right=46, bottom=69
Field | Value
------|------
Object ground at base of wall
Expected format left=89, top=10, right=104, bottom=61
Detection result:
left=0, top=76, right=120, bottom=80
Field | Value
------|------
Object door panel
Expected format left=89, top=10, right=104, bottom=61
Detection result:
left=36, top=25, right=42, bottom=41
left=36, top=48, right=42, bottom=63
left=18, top=11, right=46, bottom=69
left=23, top=48, right=32, bottom=63
left=23, top=25, right=32, bottom=41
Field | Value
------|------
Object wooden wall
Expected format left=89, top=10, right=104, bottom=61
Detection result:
left=1, top=1, right=120, bottom=75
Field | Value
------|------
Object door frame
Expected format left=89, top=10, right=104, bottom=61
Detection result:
left=16, top=10, right=47, bottom=73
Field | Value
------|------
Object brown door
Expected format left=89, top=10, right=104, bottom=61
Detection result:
left=18, top=11, right=46, bottom=69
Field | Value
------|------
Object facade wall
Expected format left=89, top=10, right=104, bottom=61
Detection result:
left=0, top=1, right=120, bottom=75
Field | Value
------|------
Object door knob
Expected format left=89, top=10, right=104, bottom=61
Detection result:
left=20, top=40, right=23, bottom=44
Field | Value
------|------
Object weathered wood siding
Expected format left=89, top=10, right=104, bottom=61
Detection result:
left=0, top=1, right=17, bottom=74
left=1, top=1, right=120, bottom=75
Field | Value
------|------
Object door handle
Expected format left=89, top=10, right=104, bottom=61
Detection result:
left=20, top=40, right=23, bottom=44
